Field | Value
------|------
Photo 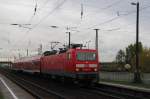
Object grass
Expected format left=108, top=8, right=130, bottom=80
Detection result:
left=100, top=79, right=150, bottom=89
left=0, top=91, right=4, bottom=99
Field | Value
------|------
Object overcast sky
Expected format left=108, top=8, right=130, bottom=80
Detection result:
left=0, top=0, right=150, bottom=61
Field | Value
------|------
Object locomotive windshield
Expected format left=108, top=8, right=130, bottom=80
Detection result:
left=77, top=52, right=96, bottom=61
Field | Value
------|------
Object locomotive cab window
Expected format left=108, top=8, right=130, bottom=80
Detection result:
left=77, top=52, right=96, bottom=61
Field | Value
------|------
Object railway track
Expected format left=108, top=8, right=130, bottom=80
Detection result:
left=80, top=81, right=150, bottom=99
left=0, top=68, right=66, bottom=99
left=0, top=68, right=117, bottom=99
left=1, top=67, right=150, bottom=99
left=92, top=83, right=150, bottom=99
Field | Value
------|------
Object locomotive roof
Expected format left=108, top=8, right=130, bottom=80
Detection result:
left=13, top=48, right=97, bottom=63
left=69, top=48, right=97, bottom=52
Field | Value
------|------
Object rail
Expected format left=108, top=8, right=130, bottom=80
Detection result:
left=1, top=67, right=149, bottom=99
left=91, top=83, right=150, bottom=99
left=0, top=68, right=66, bottom=99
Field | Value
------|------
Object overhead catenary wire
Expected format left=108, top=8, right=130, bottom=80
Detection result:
left=12, top=0, right=124, bottom=47
left=68, top=0, right=123, bottom=33
left=81, top=3, right=83, bottom=20
left=27, top=0, right=67, bottom=33
left=34, top=1, right=37, bottom=15
left=10, top=1, right=150, bottom=55
left=38, top=0, right=52, bottom=11
left=12, top=0, right=67, bottom=49
left=87, top=4, right=150, bottom=29
left=74, top=3, right=150, bottom=39
left=72, top=0, right=123, bottom=35
left=27, top=0, right=51, bottom=25
left=101, top=0, right=122, bottom=10
left=27, top=0, right=38, bottom=24
left=84, top=0, right=122, bottom=19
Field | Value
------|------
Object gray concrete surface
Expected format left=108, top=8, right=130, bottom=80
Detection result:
left=0, top=74, right=35, bottom=99
left=99, top=81, right=150, bottom=92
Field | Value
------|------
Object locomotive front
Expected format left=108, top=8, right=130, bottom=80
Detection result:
left=74, top=49, right=99, bottom=82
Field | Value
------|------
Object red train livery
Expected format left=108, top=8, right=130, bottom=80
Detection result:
left=13, top=46, right=100, bottom=82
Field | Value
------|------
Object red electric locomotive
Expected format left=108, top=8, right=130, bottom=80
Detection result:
left=13, top=44, right=100, bottom=83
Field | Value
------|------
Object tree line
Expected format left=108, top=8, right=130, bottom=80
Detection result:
left=115, top=42, right=150, bottom=72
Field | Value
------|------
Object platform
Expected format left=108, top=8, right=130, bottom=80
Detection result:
left=0, top=74, right=35, bottom=99
left=99, top=81, right=150, bottom=93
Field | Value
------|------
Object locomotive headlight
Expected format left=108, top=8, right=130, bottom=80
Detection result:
left=76, top=64, right=84, bottom=68
left=76, top=68, right=79, bottom=71
left=94, top=68, right=97, bottom=71
left=89, top=64, right=97, bottom=67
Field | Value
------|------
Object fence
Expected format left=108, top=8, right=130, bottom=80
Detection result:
left=99, top=71, right=150, bottom=84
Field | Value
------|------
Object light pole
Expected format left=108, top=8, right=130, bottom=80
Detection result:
left=94, top=29, right=99, bottom=51
left=131, top=2, right=142, bottom=83
left=94, top=29, right=99, bottom=82
left=66, top=32, right=71, bottom=48
left=50, top=25, right=76, bottom=49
